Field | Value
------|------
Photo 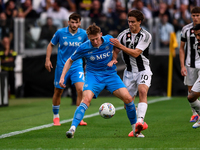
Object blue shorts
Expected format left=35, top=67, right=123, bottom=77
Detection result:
left=83, top=72, right=126, bottom=98
left=54, top=66, right=84, bottom=89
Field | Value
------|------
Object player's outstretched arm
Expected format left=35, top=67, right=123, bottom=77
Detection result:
left=110, top=38, right=142, bottom=58
left=59, top=58, right=73, bottom=88
left=45, top=43, right=54, bottom=72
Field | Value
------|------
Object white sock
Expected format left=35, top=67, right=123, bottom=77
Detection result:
left=54, top=114, right=59, bottom=119
left=188, top=91, right=198, bottom=115
left=137, top=102, right=148, bottom=123
left=70, top=126, right=76, bottom=131
left=190, top=100, right=200, bottom=116
left=131, top=124, right=136, bottom=134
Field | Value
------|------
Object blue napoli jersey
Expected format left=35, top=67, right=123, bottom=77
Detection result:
left=71, top=35, right=117, bottom=75
left=51, top=27, right=88, bottom=69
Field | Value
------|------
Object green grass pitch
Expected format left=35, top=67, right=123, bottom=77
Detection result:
left=0, top=96, right=200, bottom=150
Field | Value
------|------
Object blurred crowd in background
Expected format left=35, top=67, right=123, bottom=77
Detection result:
left=0, top=0, right=199, bottom=49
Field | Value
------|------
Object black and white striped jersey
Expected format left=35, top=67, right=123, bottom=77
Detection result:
left=181, top=22, right=200, bottom=68
left=117, top=28, right=152, bottom=72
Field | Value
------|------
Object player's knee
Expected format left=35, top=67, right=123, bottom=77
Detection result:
left=76, top=88, right=83, bottom=96
left=138, top=88, right=147, bottom=97
left=187, top=94, right=195, bottom=102
left=123, top=95, right=133, bottom=104
left=82, top=97, right=91, bottom=107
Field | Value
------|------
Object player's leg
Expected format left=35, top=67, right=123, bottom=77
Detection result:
left=66, top=73, right=104, bottom=138
left=185, top=67, right=199, bottom=122
left=52, top=66, right=68, bottom=126
left=137, top=84, right=149, bottom=123
left=187, top=75, right=200, bottom=128
left=113, top=87, right=144, bottom=137
left=71, top=67, right=87, bottom=125
left=66, top=90, right=94, bottom=138
left=74, top=82, right=87, bottom=126
left=188, top=86, right=199, bottom=122
left=52, top=87, right=64, bottom=126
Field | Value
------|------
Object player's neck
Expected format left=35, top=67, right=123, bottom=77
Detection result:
left=69, top=28, right=78, bottom=35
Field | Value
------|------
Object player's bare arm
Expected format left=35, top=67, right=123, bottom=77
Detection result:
left=179, top=41, right=187, bottom=76
left=110, top=38, right=142, bottom=58
left=107, top=47, right=119, bottom=67
left=45, top=43, right=54, bottom=72
left=59, top=58, right=73, bottom=88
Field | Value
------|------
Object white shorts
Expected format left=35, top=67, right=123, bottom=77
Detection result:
left=191, top=71, right=200, bottom=92
left=123, top=69, right=152, bottom=97
left=184, top=66, right=200, bottom=86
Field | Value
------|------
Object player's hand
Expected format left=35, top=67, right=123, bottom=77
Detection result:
left=110, top=38, right=120, bottom=48
left=59, top=78, right=66, bottom=88
left=181, top=66, right=187, bottom=76
left=107, top=60, right=118, bottom=67
left=45, top=60, right=53, bottom=72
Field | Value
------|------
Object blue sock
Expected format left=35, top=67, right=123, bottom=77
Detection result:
left=71, top=103, right=88, bottom=128
left=125, top=101, right=137, bottom=125
left=52, top=105, right=60, bottom=115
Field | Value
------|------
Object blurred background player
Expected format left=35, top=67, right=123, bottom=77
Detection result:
left=59, top=23, right=142, bottom=138
left=109, top=10, right=152, bottom=137
left=187, top=23, right=200, bottom=128
left=179, top=6, right=200, bottom=123
left=45, top=13, right=88, bottom=126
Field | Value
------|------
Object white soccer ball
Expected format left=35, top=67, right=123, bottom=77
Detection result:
left=99, top=103, right=115, bottom=119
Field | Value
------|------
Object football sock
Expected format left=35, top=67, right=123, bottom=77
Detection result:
left=137, top=102, right=147, bottom=123
left=190, top=100, right=200, bottom=116
left=124, top=101, right=137, bottom=125
left=131, top=124, right=136, bottom=134
left=188, top=92, right=198, bottom=115
left=71, top=103, right=88, bottom=128
left=52, top=105, right=60, bottom=119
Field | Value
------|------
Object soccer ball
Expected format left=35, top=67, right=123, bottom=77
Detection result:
left=99, top=103, right=115, bottom=119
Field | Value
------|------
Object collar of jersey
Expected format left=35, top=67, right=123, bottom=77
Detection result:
left=66, top=26, right=80, bottom=34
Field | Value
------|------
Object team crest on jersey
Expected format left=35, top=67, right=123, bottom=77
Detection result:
left=78, top=36, right=82, bottom=40
left=64, top=41, right=68, bottom=46
left=127, top=34, right=131, bottom=37
left=191, top=30, right=194, bottom=33
left=105, top=46, right=109, bottom=50
left=90, top=55, right=95, bottom=61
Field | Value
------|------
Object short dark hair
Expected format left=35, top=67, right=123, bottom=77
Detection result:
left=86, top=23, right=101, bottom=35
left=69, top=13, right=81, bottom=21
left=191, top=7, right=200, bottom=14
left=128, top=10, right=144, bottom=22
left=194, top=24, right=200, bottom=30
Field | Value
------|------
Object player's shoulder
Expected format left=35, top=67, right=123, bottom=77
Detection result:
left=104, top=34, right=113, bottom=39
left=182, top=23, right=193, bottom=32
left=140, top=28, right=152, bottom=39
left=117, top=28, right=130, bottom=38
left=78, top=28, right=87, bottom=35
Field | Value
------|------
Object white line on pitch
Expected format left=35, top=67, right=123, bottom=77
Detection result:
left=0, top=97, right=171, bottom=139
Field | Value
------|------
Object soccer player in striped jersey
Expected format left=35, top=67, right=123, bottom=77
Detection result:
left=109, top=10, right=152, bottom=137
left=45, top=13, right=88, bottom=126
left=60, top=23, right=142, bottom=138
left=187, top=24, right=200, bottom=128
left=179, top=7, right=200, bottom=123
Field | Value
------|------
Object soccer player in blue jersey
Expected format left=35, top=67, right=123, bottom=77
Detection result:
left=45, top=13, right=88, bottom=126
left=59, top=23, right=143, bottom=138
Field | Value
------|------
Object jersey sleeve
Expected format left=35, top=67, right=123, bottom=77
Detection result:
left=180, top=28, right=187, bottom=42
left=136, top=33, right=152, bottom=51
left=51, top=30, right=59, bottom=45
left=70, top=46, right=84, bottom=62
